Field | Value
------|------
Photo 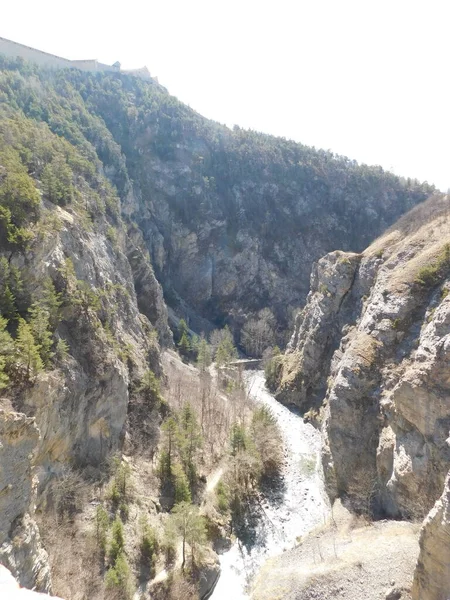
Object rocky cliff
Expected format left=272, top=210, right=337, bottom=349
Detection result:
left=413, top=471, right=450, bottom=600
left=276, top=192, right=450, bottom=595
left=278, top=193, right=450, bottom=520
left=0, top=411, right=51, bottom=592
left=0, top=103, right=169, bottom=591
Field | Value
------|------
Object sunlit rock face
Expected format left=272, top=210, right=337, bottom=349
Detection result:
left=0, top=412, right=51, bottom=592
left=413, top=471, right=450, bottom=600
left=277, top=194, right=450, bottom=520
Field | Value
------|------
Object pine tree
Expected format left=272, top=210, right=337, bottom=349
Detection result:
left=177, top=318, right=189, bottom=340
left=39, top=278, right=62, bottom=329
left=196, top=336, right=212, bottom=372
left=0, top=357, right=8, bottom=389
left=178, top=331, right=191, bottom=358
left=170, top=502, right=206, bottom=570
left=95, top=505, right=109, bottom=554
left=177, top=403, right=202, bottom=487
left=109, top=516, right=125, bottom=563
left=137, top=369, right=161, bottom=405
left=0, top=316, right=13, bottom=389
left=215, top=326, right=238, bottom=366
left=14, top=318, right=43, bottom=379
left=28, top=303, right=53, bottom=366
left=159, top=417, right=178, bottom=479
left=172, top=463, right=191, bottom=504
left=0, top=285, right=16, bottom=322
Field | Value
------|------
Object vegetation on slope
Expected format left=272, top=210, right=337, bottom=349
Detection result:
left=0, top=54, right=435, bottom=341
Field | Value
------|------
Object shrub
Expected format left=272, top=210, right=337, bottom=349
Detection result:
left=264, top=347, right=283, bottom=392
left=216, top=480, right=229, bottom=513
left=137, top=369, right=162, bottom=407
left=415, top=244, right=450, bottom=287
left=95, top=505, right=109, bottom=555
left=173, top=463, right=192, bottom=504
left=109, top=516, right=125, bottom=563
left=105, top=551, right=134, bottom=599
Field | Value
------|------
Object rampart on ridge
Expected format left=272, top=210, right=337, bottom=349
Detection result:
left=0, top=36, right=153, bottom=80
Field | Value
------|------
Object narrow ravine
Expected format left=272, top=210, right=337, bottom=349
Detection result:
left=210, top=371, right=330, bottom=599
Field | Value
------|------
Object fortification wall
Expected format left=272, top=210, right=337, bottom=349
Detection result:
left=71, top=59, right=118, bottom=72
left=0, top=36, right=153, bottom=81
left=122, top=66, right=152, bottom=80
left=0, top=36, right=73, bottom=69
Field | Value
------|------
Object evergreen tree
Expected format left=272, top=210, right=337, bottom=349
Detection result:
left=137, top=369, right=161, bottom=405
left=28, top=302, right=53, bottom=366
left=178, top=331, right=191, bottom=358
left=109, top=516, right=125, bottom=563
left=177, top=403, right=202, bottom=487
left=170, top=501, right=206, bottom=570
left=215, top=326, right=238, bottom=366
left=159, top=417, right=178, bottom=479
left=0, top=316, right=14, bottom=359
left=196, top=336, right=212, bottom=372
left=172, top=463, right=191, bottom=504
left=0, top=256, right=17, bottom=323
left=8, top=265, right=28, bottom=317
left=177, top=318, right=189, bottom=340
left=177, top=319, right=192, bottom=359
left=0, top=315, right=13, bottom=390
left=0, top=357, right=8, bottom=390
left=95, top=505, right=109, bottom=554
left=105, top=551, right=134, bottom=599
left=14, top=318, right=43, bottom=379
left=38, top=278, right=62, bottom=329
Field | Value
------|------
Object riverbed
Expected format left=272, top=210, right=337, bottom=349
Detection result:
left=210, top=371, right=330, bottom=599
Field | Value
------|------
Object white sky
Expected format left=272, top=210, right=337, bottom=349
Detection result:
left=2, top=0, right=450, bottom=189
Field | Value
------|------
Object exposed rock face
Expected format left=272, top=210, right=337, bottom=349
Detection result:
left=8, top=206, right=165, bottom=482
left=125, top=222, right=172, bottom=346
left=121, top=140, right=431, bottom=335
left=412, top=471, right=450, bottom=600
left=278, top=194, right=450, bottom=519
left=0, top=411, right=51, bottom=592
left=198, top=550, right=220, bottom=599
left=276, top=250, right=362, bottom=408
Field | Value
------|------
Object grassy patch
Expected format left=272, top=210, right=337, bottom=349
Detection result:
left=415, top=243, right=450, bottom=287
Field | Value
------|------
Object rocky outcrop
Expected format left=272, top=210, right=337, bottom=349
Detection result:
left=278, top=193, right=450, bottom=519
left=8, top=205, right=164, bottom=483
left=0, top=411, right=51, bottom=592
left=412, top=471, right=450, bottom=600
left=126, top=222, right=172, bottom=346
left=198, top=550, right=220, bottom=599
left=121, top=141, right=432, bottom=337
left=276, top=250, right=362, bottom=408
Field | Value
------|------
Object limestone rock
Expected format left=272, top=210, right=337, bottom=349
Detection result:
left=412, top=471, right=450, bottom=600
left=276, top=250, right=362, bottom=409
left=277, top=193, right=450, bottom=518
left=0, top=411, right=51, bottom=592
left=198, top=549, right=220, bottom=599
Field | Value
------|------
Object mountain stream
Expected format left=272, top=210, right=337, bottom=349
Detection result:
left=209, top=371, right=330, bottom=599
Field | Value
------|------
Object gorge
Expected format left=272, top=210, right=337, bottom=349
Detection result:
left=0, top=47, right=449, bottom=600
